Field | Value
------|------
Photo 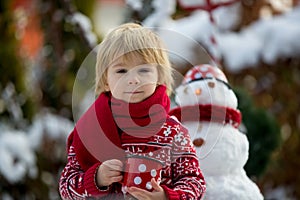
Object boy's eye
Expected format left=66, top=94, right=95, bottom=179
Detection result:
left=116, top=69, right=127, bottom=73
left=139, top=68, right=151, bottom=73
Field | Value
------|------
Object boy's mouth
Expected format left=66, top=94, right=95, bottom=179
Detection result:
left=124, top=91, right=143, bottom=94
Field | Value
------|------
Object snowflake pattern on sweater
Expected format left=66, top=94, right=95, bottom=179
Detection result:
left=59, top=117, right=206, bottom=199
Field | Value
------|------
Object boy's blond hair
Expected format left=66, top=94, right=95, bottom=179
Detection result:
left=95, top=23, right=173, bottom=96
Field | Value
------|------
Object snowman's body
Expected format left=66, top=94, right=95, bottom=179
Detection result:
left=172, top=64, right=263, bottom=200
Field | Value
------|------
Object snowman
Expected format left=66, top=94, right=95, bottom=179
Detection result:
left=170, top=64, right=263, bottom=200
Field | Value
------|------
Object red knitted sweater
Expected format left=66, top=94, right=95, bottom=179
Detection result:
left=59, top=86, right=206, bottom=199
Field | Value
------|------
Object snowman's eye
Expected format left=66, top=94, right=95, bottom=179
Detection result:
left=195, top=88, right=201, bottom=95
left=208, top=82, right=215, bottom=88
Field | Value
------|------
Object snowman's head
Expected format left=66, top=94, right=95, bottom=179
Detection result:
left=175, top=64, right=238, bottom=108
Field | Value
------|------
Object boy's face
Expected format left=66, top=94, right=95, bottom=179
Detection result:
left=106, top=56, right=159, bottom=103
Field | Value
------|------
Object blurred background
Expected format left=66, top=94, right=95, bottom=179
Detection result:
left=0, top=0, right=299, bottom=199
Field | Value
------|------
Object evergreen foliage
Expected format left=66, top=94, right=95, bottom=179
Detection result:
left=235, top=88, right=281, bottom=177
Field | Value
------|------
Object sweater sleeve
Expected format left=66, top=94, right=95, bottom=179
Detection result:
left=163, top=122, right=206, bottom=200
left=59, top=145, right=111, bottom=199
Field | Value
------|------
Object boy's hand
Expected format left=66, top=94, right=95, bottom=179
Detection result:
left=127, top=178, right=167, bottom=200
left=96, top=159, right=123, bottom=187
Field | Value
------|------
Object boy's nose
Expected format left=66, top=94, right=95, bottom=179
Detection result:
left=128, top=75, right=140, bottom=85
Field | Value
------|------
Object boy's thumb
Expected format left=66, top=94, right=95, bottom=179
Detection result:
left=151, top=178, right=162, bottom=191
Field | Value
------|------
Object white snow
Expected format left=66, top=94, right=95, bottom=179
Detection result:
left=0, top=129, right=37, bottom=183
left=142, top=0, right=176, bottom=27
left=28, top=111, right=74, bottom=150
left=218, top=31, right=263, bottom=71
left=67, top=12, right=98, bottom=47
left=1, top=83, right=24, bottom=123
left=139, top=0, right=300, bottom=72
left=219, top=7, right=300, bottom=70
left=264, top=185, right=297, bottom=200
left=0, top=112, right=73, bottom=184
left=126, top=0, right=143, bottom=11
